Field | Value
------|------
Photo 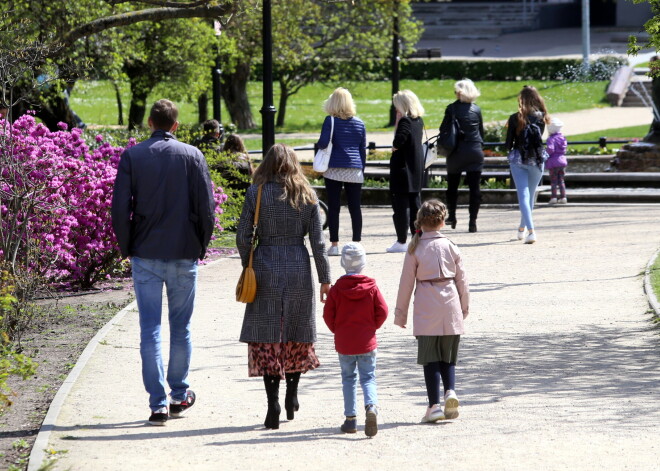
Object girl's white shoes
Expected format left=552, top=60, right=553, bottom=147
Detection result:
left=422, top=404, right=445, bottom=423
left=444, top=390, right=460, bottom=419
left=517, top=228, right=537, bottom=244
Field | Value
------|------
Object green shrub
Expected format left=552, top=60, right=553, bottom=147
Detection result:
left=0, top=268, right=37, bottom=413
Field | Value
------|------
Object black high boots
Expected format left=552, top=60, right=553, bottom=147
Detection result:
left=284, top=372, right=301, bottom=420
left=263, top=375, right=281, bottom=429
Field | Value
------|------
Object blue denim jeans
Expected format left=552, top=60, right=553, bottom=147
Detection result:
left=510, top=162, right=544, bottom=230
left=132, top=257, right=198, bottom=411
left=338, top=350, right=378, bottom=417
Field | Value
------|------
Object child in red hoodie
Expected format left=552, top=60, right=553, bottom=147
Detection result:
left=323, top=242, right=388, bottom=437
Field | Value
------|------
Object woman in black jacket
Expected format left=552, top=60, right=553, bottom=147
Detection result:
left=441, top=79, right=485, bottom=233
left=388, top=90, right=425, bottom=253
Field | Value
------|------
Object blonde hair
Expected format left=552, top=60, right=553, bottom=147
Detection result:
left=407, top=199, right=448, bottom=254
left=392, top=89, right=425, bottom=118
left=454, top=79, right=481, bottom=103
left=252, top=144, right=317, bottom=209
left=323, top=87, right=356, bottom=120
left=516, top=85, right=551, bottom=133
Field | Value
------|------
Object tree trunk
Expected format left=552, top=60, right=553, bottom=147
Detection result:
left=276, top=80, right=288, bottom=128
left=198, top=92, right=208, bottom=124
left=128, top=91, right=148, bottom=131
left=221, top=62, right=255, bottom=130
left=113, top=82, right=124, bottom=126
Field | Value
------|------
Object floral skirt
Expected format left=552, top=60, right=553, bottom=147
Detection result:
left=248, top=342, right=320, bottom=379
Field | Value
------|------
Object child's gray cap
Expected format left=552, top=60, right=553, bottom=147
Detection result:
left=340, top=242, right=367, bottom=274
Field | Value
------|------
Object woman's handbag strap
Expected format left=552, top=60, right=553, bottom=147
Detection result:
left=247, top=184, right=263, bottom=269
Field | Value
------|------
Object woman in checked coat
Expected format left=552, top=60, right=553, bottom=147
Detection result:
left=236, top=144, right=331, bottom=430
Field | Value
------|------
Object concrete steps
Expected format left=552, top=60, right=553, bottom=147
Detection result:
left=622, top=77, right=652, bottom=107
left=412, top=1, right=540, bottom=40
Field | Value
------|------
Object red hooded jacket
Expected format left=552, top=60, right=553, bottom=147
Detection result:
left=323, top=274, right=388, bottom=355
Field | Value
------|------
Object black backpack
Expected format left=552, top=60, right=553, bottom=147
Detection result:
left=520, top=120, right=545, bottom=165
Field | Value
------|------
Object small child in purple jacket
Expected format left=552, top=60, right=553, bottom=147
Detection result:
left=545, top=118, right=568, bottom=204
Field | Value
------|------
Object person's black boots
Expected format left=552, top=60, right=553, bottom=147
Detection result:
left=445, top=214, right=457, bottom=229
left=469, top=219, right=477, bottom=233
left=284, top=372, right=301, bottom=420
left=263, top=375, right=281, bottom=429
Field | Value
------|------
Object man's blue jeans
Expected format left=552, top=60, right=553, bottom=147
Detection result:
left=510, top=162, right=544, bottom=230
left=338, top=350, right=378, bottom=417
left=132, top=257, right=198, bottom=411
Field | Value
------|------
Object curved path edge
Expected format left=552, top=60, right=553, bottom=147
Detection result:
left=26, top=258, right=229, bottom=471
left=643, top=247, right=660, bottom=318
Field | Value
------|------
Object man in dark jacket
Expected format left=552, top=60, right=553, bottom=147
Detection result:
left=111, top=99, right=216, bottom=426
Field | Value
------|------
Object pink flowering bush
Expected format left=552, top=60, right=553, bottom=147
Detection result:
left=0, top=114, right=227, bottom=289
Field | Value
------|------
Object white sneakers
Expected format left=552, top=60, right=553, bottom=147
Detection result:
left=517, top=228, right=537, bottom=244
left=421, top=404, right=445, bottom=423
left=327, top=245, right=339, bottom=256
left=524, top=232, right=537, bottom=244
left=444, top=390, right=460, bottom=419
left=548, top=198, right=558, bottom=204
left=558, top=197, right=568, bottom=204
left=386, top=241, right=408, bottom=253
left=549, top=197, right=567, bottom=204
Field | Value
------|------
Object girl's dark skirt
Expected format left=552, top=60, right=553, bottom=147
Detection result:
left=417, top=335, right=461, bottom=366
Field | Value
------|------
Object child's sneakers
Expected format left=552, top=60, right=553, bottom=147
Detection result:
left=421, top=404, right=445, bottom=423
left=548, top=198, right=558, bottom=204
left=169, top=390, right=196, bottom=417
left=340, top=416, right=357, bottom=434
left=558, top=197, right=568, bottom=204
left=444, top=390, right=460, bottom=419
left=148, top=406, right=168, bottom=426
left=365, top=405, right=378, bottom=437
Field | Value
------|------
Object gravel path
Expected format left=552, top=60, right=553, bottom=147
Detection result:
left=29, top=204, right=660, bottom=471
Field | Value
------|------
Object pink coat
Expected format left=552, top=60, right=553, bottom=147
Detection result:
left=394, top=231, right=469, bottom=336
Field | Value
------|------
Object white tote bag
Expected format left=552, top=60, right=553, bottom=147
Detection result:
left=313, top=117, right=334, bottom=172
left=423, top=133, right=439, bottom=169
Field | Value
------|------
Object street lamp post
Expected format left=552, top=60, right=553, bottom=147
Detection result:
left=212, top=55, right=224, bottom=135
left=581, top=0, right=591, bottom=71
left=388, top=0, right=400, bottom=127
left=261, top=0, right=277, bottom=155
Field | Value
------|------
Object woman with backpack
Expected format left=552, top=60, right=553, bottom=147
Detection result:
left=441, top=79, right=485, bottom=233
left=505, top=85, right=551, bottom=244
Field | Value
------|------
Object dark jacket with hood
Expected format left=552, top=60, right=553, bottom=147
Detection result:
left=323, top=274, right=388, bottom=355
left=441, top=100, right=485, bottom=174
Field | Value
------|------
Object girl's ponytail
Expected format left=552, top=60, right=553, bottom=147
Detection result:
left=408, top=229, right=422, bottom=254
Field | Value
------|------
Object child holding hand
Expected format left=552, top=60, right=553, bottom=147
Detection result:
left=323, top=242, right=388, bottom=437
left=394, top=200, right=469, bottom=423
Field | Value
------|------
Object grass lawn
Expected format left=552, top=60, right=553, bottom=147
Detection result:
left=70, top=79, right=609, bottom=133
left=565, top=124, right=649, bottom=151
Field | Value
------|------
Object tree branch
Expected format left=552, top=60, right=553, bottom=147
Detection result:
left=107, top=0, right=212, bottom=8
left=59, top=3, right=236, bottom=49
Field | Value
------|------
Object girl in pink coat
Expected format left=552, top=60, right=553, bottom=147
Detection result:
left=394, top=199, right=470, bottom=423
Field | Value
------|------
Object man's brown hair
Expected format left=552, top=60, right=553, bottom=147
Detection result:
left=149, top=99, right=179, bottom=130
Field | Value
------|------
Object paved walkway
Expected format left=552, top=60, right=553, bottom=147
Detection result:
left=29, top=205, right=660, bottom=471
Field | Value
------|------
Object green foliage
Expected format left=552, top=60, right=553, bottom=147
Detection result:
left=629, top=1, right=660, bottom=76
left=0, top=268, right=37, bottom=414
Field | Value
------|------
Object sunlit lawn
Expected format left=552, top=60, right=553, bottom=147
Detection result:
left=70, top=79, right=609, bottom=133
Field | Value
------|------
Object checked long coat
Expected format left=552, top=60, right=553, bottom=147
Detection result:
left=236, top=182, right=331, bottom=344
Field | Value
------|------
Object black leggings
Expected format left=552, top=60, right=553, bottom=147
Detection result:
left=324, top=178, right=362, bottom=243
left=445, top=171, right=482, bottom=220
left=423, top=361, right=456, bottom=406
left=391, top=192, right=421, bottom=244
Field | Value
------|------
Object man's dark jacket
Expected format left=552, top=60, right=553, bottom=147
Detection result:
left=111, top=130, right=216, bottom=260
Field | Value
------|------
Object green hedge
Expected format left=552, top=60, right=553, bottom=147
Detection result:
left=251, top=56, right=626, bottom=82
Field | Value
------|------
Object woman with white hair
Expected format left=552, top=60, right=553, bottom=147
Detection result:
left=441, top=79, right=485, bottom=233
left=316, top=88, right=367, bottom=256
left=387, top=90, right=426, bottom=253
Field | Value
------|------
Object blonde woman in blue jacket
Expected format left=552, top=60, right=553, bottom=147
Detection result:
left=317, top=88, right=367, bottom=256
